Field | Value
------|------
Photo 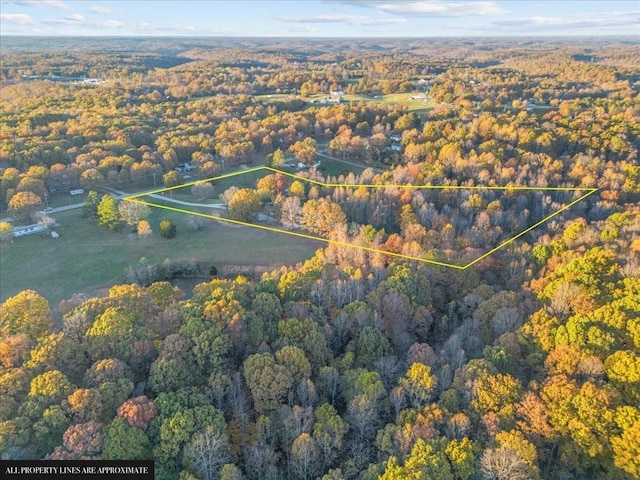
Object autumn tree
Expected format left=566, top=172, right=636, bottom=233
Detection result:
left=163, top=170, right=184, bottom=189
left=8, top=191, right=43, bottom=224
left=1, top=290, right=53, bottom=340
left=0, top=221, right=13, bottom=243
left=117, top=395, right=157, bottom=430
left=80, top=169, right=105, bottom=189
left=289, top=138, right=317, bottom=166
left=228, top=188, right=261, bottom=222
left=400, top=362, right=438, bottom=407
left=267, top=148, right=286, bottom=168
left=301, top=199, right=346, bottom=237
left=137, top=220, right=153, bottom=242
left=58, top=421, right=104, bottom=459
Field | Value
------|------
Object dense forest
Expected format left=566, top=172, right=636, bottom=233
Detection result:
left=1, top=37, right=639, bottom=480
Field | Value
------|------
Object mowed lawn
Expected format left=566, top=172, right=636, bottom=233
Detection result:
left=0, top=207, right=322, bottom=306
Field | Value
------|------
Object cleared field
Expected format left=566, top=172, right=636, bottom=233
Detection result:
left=304, top=92, right=433, bottom=114
left=0, top=207, right=322, bottom=306
left=253, top=91, right=435, bottom=115
left=254, top=93, right=298, bottom=102
left=275, top=157, right=366, bottom=179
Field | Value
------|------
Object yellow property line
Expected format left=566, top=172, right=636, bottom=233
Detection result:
left=123, top=166, right=598, bottom=269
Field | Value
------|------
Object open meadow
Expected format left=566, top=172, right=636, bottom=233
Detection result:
left=0, top=206, right=322, bottom=306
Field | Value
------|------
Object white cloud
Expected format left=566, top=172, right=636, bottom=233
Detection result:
left=43, top=12, right=85, bottom=25
left=88, top=5, right=112, bottom=15
left=6, top=0, right=69, bottom=9
left=486, top=10, right=640, bottom=31
left=133, top=22, right=161, bottom=32
left=288, top=25, right=318, bottom=33
left=0, top=12, right=33, bottom=24
left=333, top=1, right=505, bottom=17
left=97, top=19, right=123, bottom=28
left=279, top=14, right=406, bottom=25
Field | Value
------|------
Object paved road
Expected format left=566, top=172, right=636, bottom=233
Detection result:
left=0, top=202, right=84, bottom=223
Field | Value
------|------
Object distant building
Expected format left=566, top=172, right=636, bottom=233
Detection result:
left=320, top=97, right=341, bottom=104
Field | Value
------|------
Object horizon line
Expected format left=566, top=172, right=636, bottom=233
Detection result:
left=2, top=34, right=638, bottom=39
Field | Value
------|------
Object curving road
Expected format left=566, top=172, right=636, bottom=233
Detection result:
left=145, top=193, right=273, bottom=222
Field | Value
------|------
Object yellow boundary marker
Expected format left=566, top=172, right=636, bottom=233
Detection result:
left=123, top=166, right=597, bottom=270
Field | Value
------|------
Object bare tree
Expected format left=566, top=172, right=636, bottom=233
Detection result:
left=118, top=201, right=150, bottom=226
left=35, top=212, right=56, bottom=232
left=346, top=394, right=379, bottom=442
left=183, top=427, right=230, bottom=480
left=221, top=186, right=239, bottom=210
left=493, top=307, right=524, bottom=336
left=548, top=282, right=580, bottom=318
left=436, top=363, right=453, bottom=394
left=280, top=195, right=301, bottom=229
left=480, top=446, right=535, bottom=480
left=296, top=379, right=318, bottom=408
left=192, top=182, right=215, bottom=200
left=374, top=356, right=402, bottom=389
left=291, top=433, right=320, bottom=480
left=244, top=443, right=280, bottom=480
left=445, top=412, right=471, bottom=440
left=228, top=372, right=250, bottom=431
left=63, top=311, right=90, bottom=342
left=187, top=214, right=205, bottom=231
left=318, top=367, right=340, bottom=406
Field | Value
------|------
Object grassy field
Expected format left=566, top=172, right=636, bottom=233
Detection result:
left=0, top=206, right=322, bottom=306
left=253, top=91, right=435, bottom=116
left=167, top=168, right=269, bottom=203
left=315, top=157, right=366, bottom=177
left=303, top=92, right=434, bottom=115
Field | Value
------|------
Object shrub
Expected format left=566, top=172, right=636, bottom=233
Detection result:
left=159, top=219, right=176, bottom=239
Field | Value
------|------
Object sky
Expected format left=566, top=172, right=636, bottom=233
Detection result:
left=0, top=0, right=638, bottom=37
